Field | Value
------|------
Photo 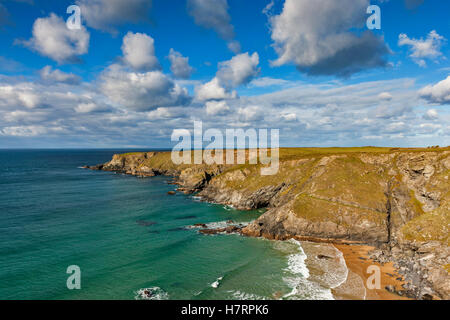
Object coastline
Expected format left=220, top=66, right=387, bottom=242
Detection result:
left=333, top=244, right=410, bottom=300
left=85, top=149, right=450, bottom=300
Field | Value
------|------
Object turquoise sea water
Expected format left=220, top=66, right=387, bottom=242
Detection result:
left=0, top=150, right=343, bottom=300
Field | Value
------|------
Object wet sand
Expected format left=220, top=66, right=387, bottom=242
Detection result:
left=333, top=244, right=411, bottom=300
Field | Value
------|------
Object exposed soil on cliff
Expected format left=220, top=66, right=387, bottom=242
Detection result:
left=86, top=147, right=450, bottom=300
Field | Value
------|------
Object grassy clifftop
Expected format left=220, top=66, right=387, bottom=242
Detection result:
left=93, top=147, right=449, bottom=299
left=97, top=146, right=450, bottom=245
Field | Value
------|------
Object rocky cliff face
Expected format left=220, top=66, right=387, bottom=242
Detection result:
left=88, top=148, right=449, bottom=299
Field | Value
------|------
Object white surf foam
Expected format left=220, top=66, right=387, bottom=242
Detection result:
left=227, top=290, right=267, bottom=300
left=134, top=287, right=169, bottom=300
left=285, top=239, right=310, bottom=279
left=278, top=239, right=334, bottom=300
left=211, top=276, right=223, bottom=288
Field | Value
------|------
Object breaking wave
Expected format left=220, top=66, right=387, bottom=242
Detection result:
left=134, top=287, right=169, bottom=300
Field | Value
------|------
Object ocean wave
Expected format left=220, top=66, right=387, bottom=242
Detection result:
left=205, top=221, right=229, bottom=229
left=134, top=287, right=169, bottom=300
left=285, top=239, right=310, bottom=279
left=211, top=276, right=223, bottom=288
left=282, top=275, right=334, bottom=300
left=227, top=290, right=267, bottom=300
left=276, top=239, right=334, bottom=300
left=300, top=242, right=349, bottom=290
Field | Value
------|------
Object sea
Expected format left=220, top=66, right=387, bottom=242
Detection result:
left=0, top=150, right=349, bottom=300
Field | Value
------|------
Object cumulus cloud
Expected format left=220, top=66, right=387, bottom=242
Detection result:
left=238, top=105, right=264, bottom=122
left=0, top=72, right=447, bottom=148
left=187, top=0, right=240, bottom=53
left=168, top=49, right=194, bottom=79
left=216, top=52, right=260, bottom=88
left=195, top=77, right=236, bottom=101
left=281, top=113, right=297, bottom=122
left=21, top=13, right=89, bottom=64
left=419, top=76, right=450, bottom=104
left=0, top=83, right=42, bottom=108
left=268, top=0, right=389, bottom=76
left=423, top=109, right=438, bottom=120
left=121, top=32, right=160, bottom=71
left=378, top=92, right=393, bottom=101
left=76, top=0, right=152, bottom=33
left=205, top=100, right=230, bottom=115
left=100, top=64, right=190, bottom=111
left=40, top=66, right=81, bottom=84
left=146, top=107, right=186, bottom=120
left=195, top=52, right=259, bottom=101
left=398, top=30, right=446, bottom=67
left=74, top=102, right=109, bottom=114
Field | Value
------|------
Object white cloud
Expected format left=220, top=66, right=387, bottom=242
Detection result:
left=22, top=13, right=89, bottom=63
left=121, top=32, right=160, bottom=71
left=419, top=76, right=450, bottom=104
left=75, top=102, right=109, bottom=114
left=1, top=125, right=48, bottom=137
left=195, top=77, right=236, bottom=101
left=146, top=107, right=185, bottom=120
left=373, top=104, right=412, bottom=119
left=3, top=110, right=49, bottom=123
left=18, top=91, right=41, bottom=109
left=249, top=77, right=292, bottom=88
left=0, top=84, right=42, bottom=109
left=40, top=66, right=81, bottom=84
left=385, top=122, right=408, bottom=133
left=168, top=49, right=194, bottom=79
left=195, top=52, right=259, bottom=101
left=281, top=113, right=297, bottom=122
left=205, top=100, right=230, bottom=115
left=100, top=64, right=190, bottom=111
left=238, top=105, right=264, bottom=122
left=417, top=123, right=441, bottom=134
left=187, top=0, right=240, bottom=53
left=76, top=0, right=152, bottom=33
left=398, top=30, right=446, bottom=67
left=423, top=109, right=438, bottom=120
left=0, top=71, right=447, bottom=148
left=268, top=0, right=389, bottom=76
left=216, top=52, right=260, bottom=88
left=378, top=92, right=393, bottom=101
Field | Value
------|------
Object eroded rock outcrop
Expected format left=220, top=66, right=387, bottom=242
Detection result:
left=87, top=148, right=450, bottom=299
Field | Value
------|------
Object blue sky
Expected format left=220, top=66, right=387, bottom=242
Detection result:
left=0, top=0, right=449, bottom=148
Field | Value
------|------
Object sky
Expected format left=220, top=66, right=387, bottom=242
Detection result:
left=0, top=0, right=449, bottom=148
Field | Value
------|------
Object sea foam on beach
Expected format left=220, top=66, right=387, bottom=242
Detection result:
left=275, top=239, right=335, bottom=300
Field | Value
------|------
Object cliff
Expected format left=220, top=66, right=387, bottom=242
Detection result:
left=87, top=147, right=450, bottom=299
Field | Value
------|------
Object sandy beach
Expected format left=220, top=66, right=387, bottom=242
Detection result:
left=333, top=244, right=411, bottom=300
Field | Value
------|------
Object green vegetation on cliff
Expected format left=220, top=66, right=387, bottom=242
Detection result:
left=101, top=147, right=449, bottom=246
